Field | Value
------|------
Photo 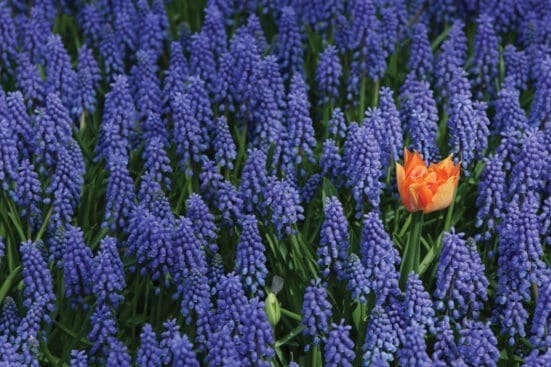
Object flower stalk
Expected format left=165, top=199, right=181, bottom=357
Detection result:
left=400, top=211, right=424, bottom=287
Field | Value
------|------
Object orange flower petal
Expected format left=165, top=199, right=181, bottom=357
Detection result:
left=397, top=149, right=460, bottom=213
left=423, top=176, right=459, bottom=214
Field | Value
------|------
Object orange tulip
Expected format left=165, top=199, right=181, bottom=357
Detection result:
left=396, top=149, right=460, bottom=214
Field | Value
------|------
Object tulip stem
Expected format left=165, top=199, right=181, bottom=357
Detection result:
left=400, top=211, right=424, bottom=288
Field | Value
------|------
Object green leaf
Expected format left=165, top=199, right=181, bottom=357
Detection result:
left=0, top=266, right=22, bottom=304
left=321, top=178, right=338, bottom=203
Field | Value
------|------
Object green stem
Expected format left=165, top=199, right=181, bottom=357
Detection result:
left=35, top=206, right=53, bottom=242
left=358, top=77, right=367, bottom=121
left=0, top=266, right=22, bottom=303
left=312, top=344, right=322, bottom=367
left=371, top=80, right=380, bottom=107
left=400, top=211, right=424, bottom=288
left=280, top=307, right=302, bottom=321
left=275, top=324, right=306, bottom=348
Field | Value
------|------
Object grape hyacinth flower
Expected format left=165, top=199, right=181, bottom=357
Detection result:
left=206, top=326, right=241, bottom=367
left=127, top=205, right=174, bottom=284
left=343, top=123, right=382, bottom=214
left=186, top=193, right=217, bottom=252
left=79, top=4, right=105, bottom=47
left=137, top=324, right=162, bottom=367
left=235, top=214, right=268, bottom=296
left=257, top=55, right=286, bottom=111
left=141, top=112, right=168, bottom=146
left=238, top=297, right=275, bottom=366
left=0, top=119, right=20, bottom=190
left=432, top=316, right=463, bottom=366
left=263, top=177, right=304, bottom=238
left=138, top=10, right=164, bottom=58
left=363, top=305, right=399, bottom=365
left=402, top=272, right=435, bottom=332
left=470, top=14, right=499, bottom=98
left=434, top=20, right=468, bottom=102
left=509, top=129, right=547, bottom=196
left=199, top=158, right=223, bottom=203
left=46, top=141, right=85, bottom=228
left=178, top=269, right=211, bottom=341
left=365, top=106, right=396, bottom=174
left=327, top=108, right=347, bottom=140
left=277, top=6, right=303, bottom=78
left=88, top=305, right=117, bottom=355
left=523, top=349, right=551, bottom=367
left=285, top=86, right=316, bottom=173
left=0, top=296, right=20, bottom=339
left=215, top=180, right=243, bottom=226
left=99, top=26, right=125, bottom=79
left=142, top=136, right=172, bottom=189
left=73, top=45, right=100, bottom=116
left=495, top=196, right=545, bottom=344
left=240, top=149, right=268, bottom=215
left=476, top=154, right=507, bottom=241
left=435, top=230, right=489, bottom=320
left=34, top=93, right=73, bottom=171
left=106, top=338, right=132, bottom=367
left=503, top=45, right=529, bottom=90
left=104, top=152, right=135, bottom=232
left=20, top=241, right=55, bottom=319
left=399, top=75, right=439, bottom=162
left=159, top=319, right=180, bottom=365
left=530, top=271, right=551, bottom=348
left=112, top=3, right=138, bottom=54
left=220, top=33, right=260, bottom=113
left=408, top=22, right=433, bottom=80
left=63, top=225, right=94, bottom=308
left=132, top=49, right=162, bottom=117
left=320, top=139, right=343, bottom=185
left=316, top=45, right=342, bottom=105
left=531, top=57, right=551, bottom=123
left=14, top=295, right=46, bottom=358
left=171, top=216, right=207, bottom=282
left=319, top=196, right=349, bottom=279
left=172, top=92, right=207, bottom=175
left=447, top=93, right=478, bottom=171
left=44, top=35, right=77, bottom=108
left=492, top=85, right=528, bottom=133
left=213, top=116, right=236, bottom=170
left=69, top=350, right=88, bottom=367
left=0, top=2, right=17, bottom=72
left=346, top=254, right=372, bottom=304
left=360, top=211, right=400, bottom=305
left=378, top=87, right=403, bottom=162
left=458, top=320, right=499, bottom=366
left=170, top=334, right=200, bottom=367
left=185, top=76, right=214, bottom=142
left=245, top=14, right=268, bottom=52
left=397, top=322, right=432, bottom=366
left=189, top=31, right=219, bottom=98
left=202, top=5, right=226, bottom=57
left=215, top=272, right=248, bottom=335
left=324, top=320, right=355, bottom=367
left=163, top=42, right=188, bottom=113
left=15, top=52, right=44, bottom=107
left=92, top=237, right=125, bottom=309
left=302, top=279, right=332, bottom=347
left=96, top=75, right=136, bottom=162
left=247, top=65, right=284, bottom=153
left=6, top=91, right=33, bottom=158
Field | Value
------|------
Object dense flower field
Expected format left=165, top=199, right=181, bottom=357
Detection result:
left=0, top=0, right=549, bottom=366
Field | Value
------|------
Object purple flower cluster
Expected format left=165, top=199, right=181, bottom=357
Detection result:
left=0, top=1, right=548, bottom=365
